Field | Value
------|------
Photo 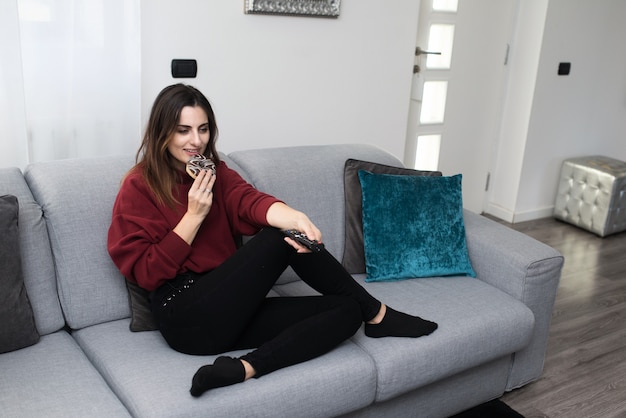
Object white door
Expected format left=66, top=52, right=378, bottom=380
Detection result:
left=405, top=0, right=517, bottom=213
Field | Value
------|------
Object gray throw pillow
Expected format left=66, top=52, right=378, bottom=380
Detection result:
left=0, top=195, right=40, bottom=353
left=342, top=159, right=442, bottom=274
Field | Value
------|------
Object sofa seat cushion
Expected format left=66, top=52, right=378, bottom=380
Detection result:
left=73, top=319, right=378, bottom=418
left=0, top=331, right=130, bottom=417
left=275, top=275, right=534, bottom=402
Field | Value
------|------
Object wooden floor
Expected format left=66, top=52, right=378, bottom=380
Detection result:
left=488, top=216, right=626, bottom=418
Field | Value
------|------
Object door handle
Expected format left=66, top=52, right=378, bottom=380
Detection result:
left=415, top=47, right=441, bottom=56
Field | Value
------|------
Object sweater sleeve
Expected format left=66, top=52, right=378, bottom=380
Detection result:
left=107, top=172, right=191, bottom=291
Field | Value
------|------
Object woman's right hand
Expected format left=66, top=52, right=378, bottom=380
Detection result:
left=173, top=169, right=216, bottom=245
left=187, top=169, right=216, bottom=218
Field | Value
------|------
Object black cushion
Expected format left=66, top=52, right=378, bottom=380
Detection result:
left=0, top=195, right=40, bottom=353
left=342, top=159, right=441, bottom=274
left=126, top=279, right=158, bottom=332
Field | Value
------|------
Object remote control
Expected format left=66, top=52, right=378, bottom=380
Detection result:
left=282, top=229, right=325, bottom=253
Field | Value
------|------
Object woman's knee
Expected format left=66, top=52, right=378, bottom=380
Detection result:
left=159, top=324, right=229, bottom=356
left=249, top=227, right=289, bottom=248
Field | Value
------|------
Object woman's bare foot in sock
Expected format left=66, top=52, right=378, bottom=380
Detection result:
left=190, top=357, right=256, bottom=397
left=365, top=304, right=438, bottom=338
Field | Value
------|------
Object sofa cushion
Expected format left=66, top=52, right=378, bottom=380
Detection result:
left=0, top=331, right=130, bottom=417
left=358, top=172, right=476, bottom=282
left=24, top=156, right=135, bottom=330
left=73, top=319, right=377, bottom=418
left=361, top=278, right=534, bottom=402
left=342, top=158, right=441, bottom=274
left=276, top=274, right=535, bottom=402
left=228, top=144, right=403, bottom=284
left=0, top=168, right=64, bottom=336
left=0, top=195, right=39, bottom=353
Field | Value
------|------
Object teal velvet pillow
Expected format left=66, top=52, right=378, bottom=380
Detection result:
left=358, top=171, right=476, bottom=282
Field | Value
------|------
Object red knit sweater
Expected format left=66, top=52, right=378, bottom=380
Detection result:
left=107, top=161, right=281, bottom=291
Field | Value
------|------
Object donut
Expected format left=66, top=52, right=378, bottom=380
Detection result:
left=186, top=154, right=216, bottom=179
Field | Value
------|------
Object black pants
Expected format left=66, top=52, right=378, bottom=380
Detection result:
left=151, top=228, right=381, bottom=377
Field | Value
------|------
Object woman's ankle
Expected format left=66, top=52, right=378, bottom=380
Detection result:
left=366, top=303, right=386, bottom=325
left=241, top=359, right=256, bottom=380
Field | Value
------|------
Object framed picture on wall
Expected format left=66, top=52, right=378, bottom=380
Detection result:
left=244, top=0, right=341, bottom=18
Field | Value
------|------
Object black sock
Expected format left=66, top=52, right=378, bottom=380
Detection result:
left=364, top=307, right=438, bottom=338
left=190, top=356, right=246, bottom=397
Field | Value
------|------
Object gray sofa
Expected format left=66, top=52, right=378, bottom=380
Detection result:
left=0, top=144, right=563, bottom=417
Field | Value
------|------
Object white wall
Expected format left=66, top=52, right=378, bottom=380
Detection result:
left=487, top=0, right=626, bottom=222
left=141, top=0, right=420, bottom=160
left=143, top=0, right=625, bottom=223
left=516, top=0, right=626, bottom=220
left=4, top=0, right=624, bottom=221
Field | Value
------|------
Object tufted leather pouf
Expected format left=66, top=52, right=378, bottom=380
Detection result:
left=554, top=156, right=626, bottom=237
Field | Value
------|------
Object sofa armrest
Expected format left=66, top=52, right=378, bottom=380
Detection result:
left=463, top=210, right=564, bottom=390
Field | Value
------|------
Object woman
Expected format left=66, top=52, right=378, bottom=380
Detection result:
left=107, top=84, right=437, bottom=397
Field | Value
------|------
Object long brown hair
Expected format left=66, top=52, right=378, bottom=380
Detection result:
left=135, top=84, right=221, bottom=207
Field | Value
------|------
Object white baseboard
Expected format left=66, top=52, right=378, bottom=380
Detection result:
left=484, top=204, right=554, bottom=224
left=483, top=203, right=514, bottom=223
left=512, top=207, right=554, bottom=223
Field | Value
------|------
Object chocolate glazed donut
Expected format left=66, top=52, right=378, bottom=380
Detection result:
left=186, top=154, right=216, bottom=179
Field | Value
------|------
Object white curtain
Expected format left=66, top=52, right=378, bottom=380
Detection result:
left=0, top=1, right=29, bottom=169
left=0, top=0, right=141, bottom=169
